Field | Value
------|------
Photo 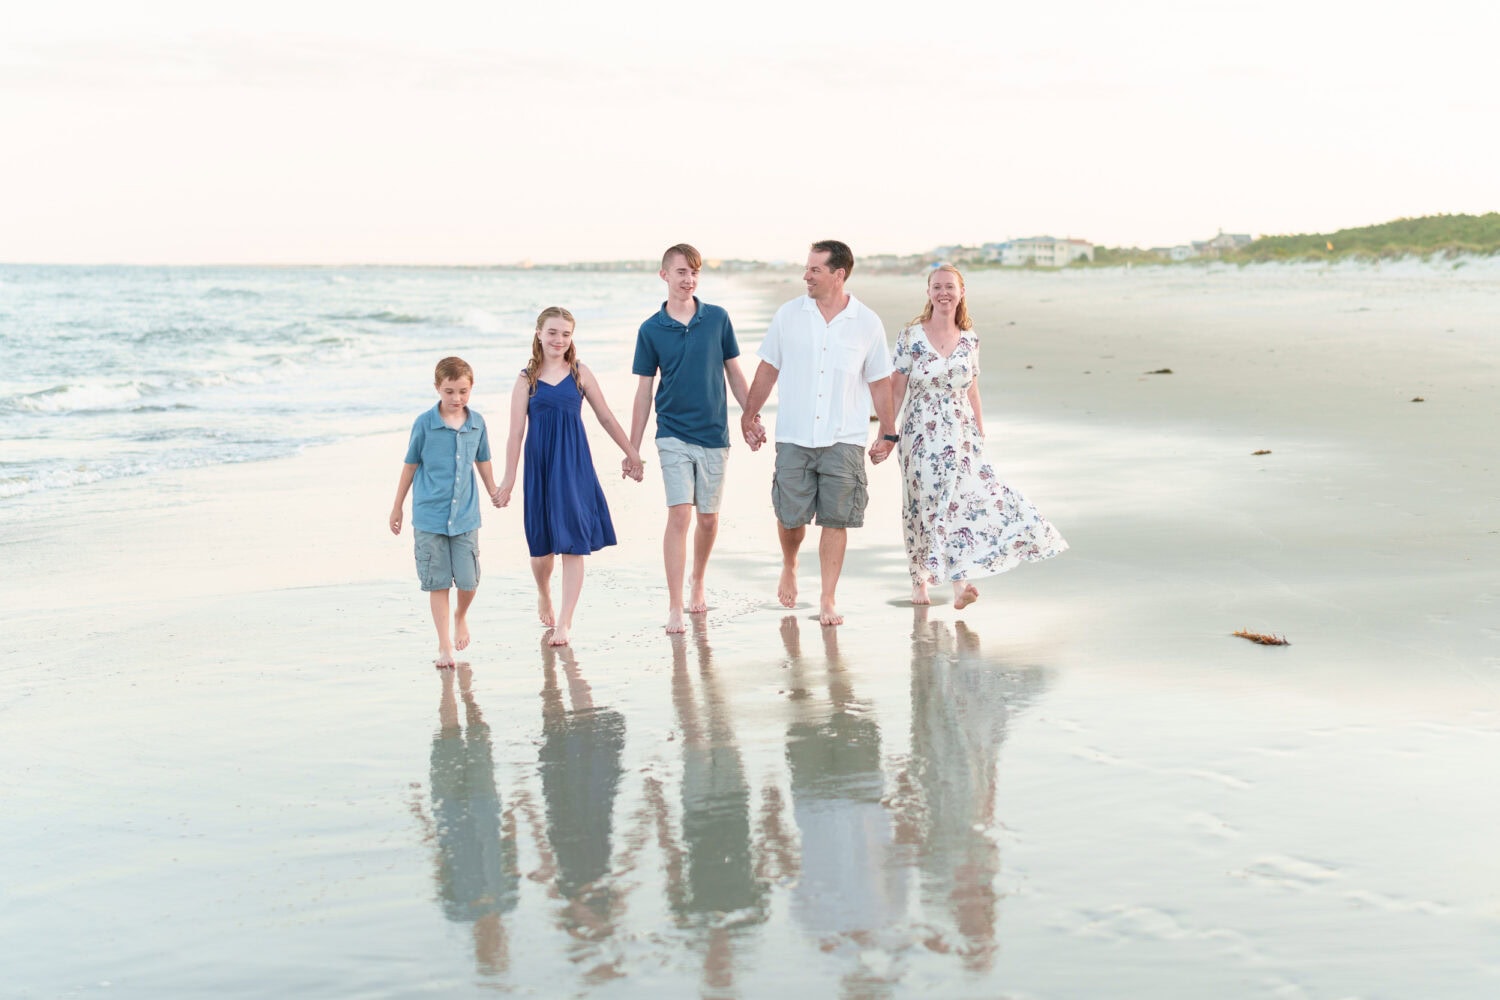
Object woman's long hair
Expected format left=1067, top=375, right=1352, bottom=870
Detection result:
left=524, top=306, right=584, bottom=397
left=910, top=263, right=974, bottom=331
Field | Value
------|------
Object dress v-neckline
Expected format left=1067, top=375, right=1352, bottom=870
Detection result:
left=920, top=324, right=963, bottom=361
left=537, top=374, right=571, bottom=388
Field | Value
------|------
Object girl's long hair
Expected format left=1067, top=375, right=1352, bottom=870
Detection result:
left=524, top=306, right=584, bottom=397
left=910, top=263, right=974, bottom=331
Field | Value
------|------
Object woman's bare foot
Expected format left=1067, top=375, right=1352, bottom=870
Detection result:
left=665, top=607, right=686, bottom=635
left=953, top=583, right=979, bottom=610
left=454, top=616, right=471, bottom=651
left=538, top=594, right=555, bottom=627
left=778, top=562, right=798, bottom=608
left=434, top=647, right=456, bottom=668
left=686, top=578, right=708, bottom=615
left=911, top=581, right=931, bottom=605
left=548, top=625, right=571, bottom=646
left=819, top=600, right=843, bottom=627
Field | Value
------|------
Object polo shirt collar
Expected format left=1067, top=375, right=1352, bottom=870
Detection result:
left=656, top=296, right=703, bottom=329
left=424, top=401, right=475, bottom=432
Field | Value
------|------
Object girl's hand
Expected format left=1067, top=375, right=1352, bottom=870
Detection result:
left=493, top=480, right=513, bottom=508
left=624, top=451, right=645, bottom=482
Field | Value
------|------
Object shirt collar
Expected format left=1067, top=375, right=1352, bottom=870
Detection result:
left=424, top=401, right=474, bottom=432
left=801, top=292, right=861, bottom=322
left=656, top=296, right=703, bottom=329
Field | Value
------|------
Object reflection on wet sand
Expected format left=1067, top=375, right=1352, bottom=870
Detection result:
left=538, top=639, right=628, bottom=947
left=413, top=663, right=520, bottom=975
left=897, top=608, right=1047, bottom=970
left=781, top=616, right=910, bottom=997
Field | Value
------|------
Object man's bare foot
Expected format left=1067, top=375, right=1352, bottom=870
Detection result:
left=548, top=625, right=570, bottom=646
left=778, top=563, right=798, bottom=608
left=434, top=648, right=456, bottom=668
left=819, top=601, right=843, bottom=627
left=665, top=607, right=686, bottom=635
left=954, top=583, right=979, bottom=610
left=911, top=581, right=931, bottom=605
left=538, top=594, right=555, bottom=627
left=686, top=578, right=708, bottom=615
left=454, top=617, right=471, bottom=651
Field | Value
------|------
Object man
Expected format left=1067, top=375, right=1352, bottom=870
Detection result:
left=629, top=243, right=763, bottom=634
left=740, top=240, right=897, bottom=626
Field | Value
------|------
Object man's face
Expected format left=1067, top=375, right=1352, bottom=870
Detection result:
left=660, top=253, right=699, bottom=300
left=803, top=250, right=841, bottom=297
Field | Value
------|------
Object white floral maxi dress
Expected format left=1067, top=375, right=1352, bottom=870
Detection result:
left=894, top=324, right=1068, bottom=586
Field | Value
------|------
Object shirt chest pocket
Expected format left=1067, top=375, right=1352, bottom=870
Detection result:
left=834, top=337, right=866, bottom=375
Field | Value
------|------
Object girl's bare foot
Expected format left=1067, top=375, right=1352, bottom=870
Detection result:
left=548, top=625, right=571, bottom=646
left=911, top=581, right=931, bottom=605
left=435, top=647, right=456, bottom=668
left=665, top=607, right=686, bottom=634
left=819, top=600, right=843, bottom=627
left=454, top=616, right=471, bottom=651
left=778, top=562, right=798, bottom=608
left=687, top=578, right=708, bottom=615
left=538, top=595, right=555, bottom=627
left=953, top=583, right=979, bottom=610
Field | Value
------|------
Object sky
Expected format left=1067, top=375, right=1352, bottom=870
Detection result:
left=2, top=1, right=1496, bottom=264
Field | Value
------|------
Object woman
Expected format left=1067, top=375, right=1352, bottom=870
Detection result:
left=890, top=264, right=1068, bottom=608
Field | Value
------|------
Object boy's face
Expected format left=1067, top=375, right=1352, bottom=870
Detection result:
left=435, top=376, right=472, bottom=414
left=659, top=253, right=699, bottom=300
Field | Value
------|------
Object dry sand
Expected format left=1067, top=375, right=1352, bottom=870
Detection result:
left=3, top=260, right=1498, bottom=997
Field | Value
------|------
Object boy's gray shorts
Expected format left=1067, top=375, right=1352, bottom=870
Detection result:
left=772, top=442, right=868, bottom=529
left=415, top=528, right=481, bottom=592
left=657, top=436, right=729, bottom=512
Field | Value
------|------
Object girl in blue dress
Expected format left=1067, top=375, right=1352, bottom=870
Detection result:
left=497, top=307, right=644, bottom=646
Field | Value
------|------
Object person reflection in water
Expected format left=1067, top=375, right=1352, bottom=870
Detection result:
left=538, top=637, right=627, bottom=943
left=896, top=607, right=1046, bottom=971
left=414, top=663, right=520, bottom=976
left=662, top=618, right=769, bottom=994
left=779, top=615, right=909, bottom=990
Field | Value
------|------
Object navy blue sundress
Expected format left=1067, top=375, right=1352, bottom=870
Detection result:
left=522, top=374, right=617, bottom=557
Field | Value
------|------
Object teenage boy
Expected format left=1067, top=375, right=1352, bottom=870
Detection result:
left=628, top=243, right=764, bottom=634
left=390, top=356, right=502, bottom=667
left=740, top=240, right=898, bottom=627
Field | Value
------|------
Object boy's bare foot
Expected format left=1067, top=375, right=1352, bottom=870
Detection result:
left=538, top=595, right=555, bottom=627
left=911, top=581, right=931, bottom=605
left=666, top=607, right=686, bottom=635
left=435, top=647, right=456, bottom=668
left=954, top=583, right=979, bottom=610
left=819, top=601, right=843, bottom=627
left=454, top=617, right=471, bottom=651
left=778, top=562, right=798, bottom=608
left=548, top=625, right=571, bottom=646
left=686, top=578, right=708, bottom=615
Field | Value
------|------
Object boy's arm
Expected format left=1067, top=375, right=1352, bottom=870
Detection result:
left=390, top=463, right=417, bottom=534
left=724, top=356, right=764, bottom=448
left=494, top=376, right=529, bottom=507
left=476, top=460, right=499, bottom=505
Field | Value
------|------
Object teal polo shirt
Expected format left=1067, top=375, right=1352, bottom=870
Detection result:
left=404, top=403, right=492, bottom=535
left=632, top=298, right=740, bottom=449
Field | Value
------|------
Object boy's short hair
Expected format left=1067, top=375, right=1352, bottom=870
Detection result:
left=811, top=239, right=854, bottom=279
left=662, top=243, right=702, bottom=270
left=435, top=356, right=473, bottom=385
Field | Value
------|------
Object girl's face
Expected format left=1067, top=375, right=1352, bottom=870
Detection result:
left=927, top=270, right=964, bottom=313
left=538, top=318, right=575, bottom=360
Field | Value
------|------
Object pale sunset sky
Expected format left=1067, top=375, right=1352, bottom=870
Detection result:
left=2, top=1, right=1495, bottom=264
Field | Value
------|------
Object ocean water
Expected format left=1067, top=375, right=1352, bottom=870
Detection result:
left=0, top=265, right=769, bottom=502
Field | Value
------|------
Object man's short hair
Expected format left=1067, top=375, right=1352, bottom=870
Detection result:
left=811, top=240, right=854, bottom=279
left=662, top=243, right=703, bottom=270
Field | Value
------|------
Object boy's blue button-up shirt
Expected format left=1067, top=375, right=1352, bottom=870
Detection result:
left=404, top=403, right=491, bottom=535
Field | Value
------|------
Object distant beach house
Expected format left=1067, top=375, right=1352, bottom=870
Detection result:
left=998, top=237, right=1095, bottom=267
left=1153, top=230, right=1254, bottom=261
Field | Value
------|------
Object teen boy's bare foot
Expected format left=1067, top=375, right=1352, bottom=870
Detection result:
left=538, top=595, right=555, bottom=627
left=454, top=616, right=471, bottom=651
left=686, top=578, right=708, bottom=615
left=954, top=583, right=979, bottom=610
left=819, top=601, right=844, bottom=627
left=435, top=647, right=456, bottom=668
left=778, top=562, right=798, bottom=608
left=911, top=581, right=931, bottom=605
left=665, top=607, right=686, bottom=635
left=548, top=625, right=571, bottom=646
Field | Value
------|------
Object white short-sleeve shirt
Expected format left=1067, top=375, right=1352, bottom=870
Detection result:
left=757, top=294, right=893, bottom=448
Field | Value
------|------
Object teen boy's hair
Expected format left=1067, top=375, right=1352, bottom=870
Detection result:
left=811, top=239, right=854, bottom=279
left=661, top=243, right=702, bottom=270
left=435, top=356, right=474, bottom=385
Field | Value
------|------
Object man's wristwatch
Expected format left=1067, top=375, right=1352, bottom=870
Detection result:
left=882, top=433, right=900, bottom=443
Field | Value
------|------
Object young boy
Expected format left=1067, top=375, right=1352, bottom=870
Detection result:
left=390, top=356, right=502, bottom=667
left=628, top=243, right=763, bottom=634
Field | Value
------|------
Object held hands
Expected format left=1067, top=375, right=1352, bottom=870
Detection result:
left=621, top=451, right=645, bottom=482
left=741, top=412, right=767, bottom=451
left=492, top=480, right=513, bottom=508
left=868, top=438, right=895, bottom=465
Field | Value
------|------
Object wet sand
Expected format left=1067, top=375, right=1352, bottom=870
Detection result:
left=3, top=261, right=1498, bottom=997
